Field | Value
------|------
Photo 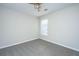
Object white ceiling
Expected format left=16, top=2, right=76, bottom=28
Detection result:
left=0, top=3, right=74, bottom=17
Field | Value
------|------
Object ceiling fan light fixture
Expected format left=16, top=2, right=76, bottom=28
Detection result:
left=29, top=3, right=42, bottom=12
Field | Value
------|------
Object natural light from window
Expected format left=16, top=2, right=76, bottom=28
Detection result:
left=40, top=19, right=48, bottom=36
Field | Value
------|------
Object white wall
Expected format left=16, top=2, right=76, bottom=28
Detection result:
left=40, top=4, right=79, bottom=51
left=0, top=6, right=39, bottom=49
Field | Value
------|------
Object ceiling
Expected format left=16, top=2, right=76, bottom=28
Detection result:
left=0, top=3, right=74, bottom=17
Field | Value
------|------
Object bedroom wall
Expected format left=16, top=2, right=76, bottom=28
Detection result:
left=0, top=6, right=39, bottom=49
left=40, top=4, right=79, bottom=51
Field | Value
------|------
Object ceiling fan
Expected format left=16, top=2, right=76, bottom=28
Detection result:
left=29, top=3, right=48, bottom=12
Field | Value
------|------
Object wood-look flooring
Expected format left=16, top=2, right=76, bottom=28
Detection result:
left=0, top=39, right=79, bottom=56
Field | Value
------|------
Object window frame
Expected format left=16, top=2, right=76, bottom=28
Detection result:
left=40, top=19, right=48, bottom=36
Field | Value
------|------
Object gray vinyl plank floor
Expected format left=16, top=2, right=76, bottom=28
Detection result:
left=0, top=39, right=79, bottom=56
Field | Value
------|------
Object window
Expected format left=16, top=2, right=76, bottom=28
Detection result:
left=40, top=19, right=48, bottom=36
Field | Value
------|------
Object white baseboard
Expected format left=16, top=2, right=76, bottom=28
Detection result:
left=1, top=38, right=79, bottom=52
left=0, top=38, right=37, bottom=49
left=42, top=39, right=79, bottom=52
